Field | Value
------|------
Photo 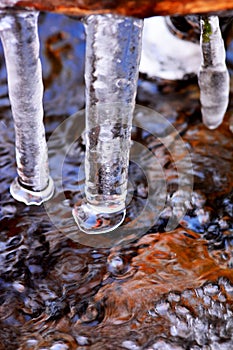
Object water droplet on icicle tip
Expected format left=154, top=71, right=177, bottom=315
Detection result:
left=198, top=16, right=230, bottom=129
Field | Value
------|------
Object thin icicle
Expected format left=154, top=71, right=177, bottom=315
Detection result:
left=73, top=14, right=143, bottom=234
left=198, top=16, right=229, bottom=129
left=0, top=11, right=54, bottom=205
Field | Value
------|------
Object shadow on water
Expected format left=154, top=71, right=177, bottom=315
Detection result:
left=0, top=12, right=233, bottom=350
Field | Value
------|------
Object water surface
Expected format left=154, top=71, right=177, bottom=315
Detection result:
left=0, top=13, right=233, bottom=350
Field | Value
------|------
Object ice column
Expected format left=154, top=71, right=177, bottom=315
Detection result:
left=73, top=14, right=143, bottom=234
left=0, top=11, right=54, bottom=205
left=198, top=16, right=230, bottom=129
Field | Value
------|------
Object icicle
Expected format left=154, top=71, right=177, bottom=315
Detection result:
left=0, top=11, right=54, bottom=205
left=73, top=14, right=143, bottom=234
left=198, top=16, right=230, bottom=129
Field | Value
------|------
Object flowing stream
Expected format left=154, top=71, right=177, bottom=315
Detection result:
left=0, top=11, right=232, bottom=350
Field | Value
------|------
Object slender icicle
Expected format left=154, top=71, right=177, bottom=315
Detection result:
left=73, top=14, right=143, bottom=234
left=198, top=16, right=230, bottom=129
left=0, top=11, right=54, bottom=205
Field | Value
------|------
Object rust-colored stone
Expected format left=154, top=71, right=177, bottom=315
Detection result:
left=2, top=0, right=233, bottom=18
left=92, top=229, right=233, bottom=324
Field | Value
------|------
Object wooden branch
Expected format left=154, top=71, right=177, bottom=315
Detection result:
left=1, top=0, right=233, bottom=18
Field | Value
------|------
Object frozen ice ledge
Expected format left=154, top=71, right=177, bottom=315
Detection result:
left=1, top=0, right=233, bottom=17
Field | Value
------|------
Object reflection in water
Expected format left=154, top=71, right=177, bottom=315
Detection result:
left=0, top=13, right=233, bottom=350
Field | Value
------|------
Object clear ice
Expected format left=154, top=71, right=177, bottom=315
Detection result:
left=198, top=16, right=230, bottom=129
left=0, top=11, right=54, bottom=205
left=73, top=14, right=143, bottom=234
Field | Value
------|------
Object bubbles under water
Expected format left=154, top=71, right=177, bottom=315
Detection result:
left=0, top=12, right=232, bottom=350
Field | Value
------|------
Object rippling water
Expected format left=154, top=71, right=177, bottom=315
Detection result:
left=0, top=13, right=233, bottom=350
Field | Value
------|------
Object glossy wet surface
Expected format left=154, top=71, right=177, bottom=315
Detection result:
left=0, top=13, right=233, bottom=350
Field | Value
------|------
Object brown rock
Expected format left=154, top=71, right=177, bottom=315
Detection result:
left=2, top=0, right=233, bottom=18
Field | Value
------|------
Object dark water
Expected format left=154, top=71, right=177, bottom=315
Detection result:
left=0, top=13, right=233, bottom=350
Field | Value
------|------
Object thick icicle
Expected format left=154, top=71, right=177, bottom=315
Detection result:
left=73, top=14, right=143, bottom=234
left=0, top=11, right=54, bottom=205
left=198, top=16, right=230, bottom=129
